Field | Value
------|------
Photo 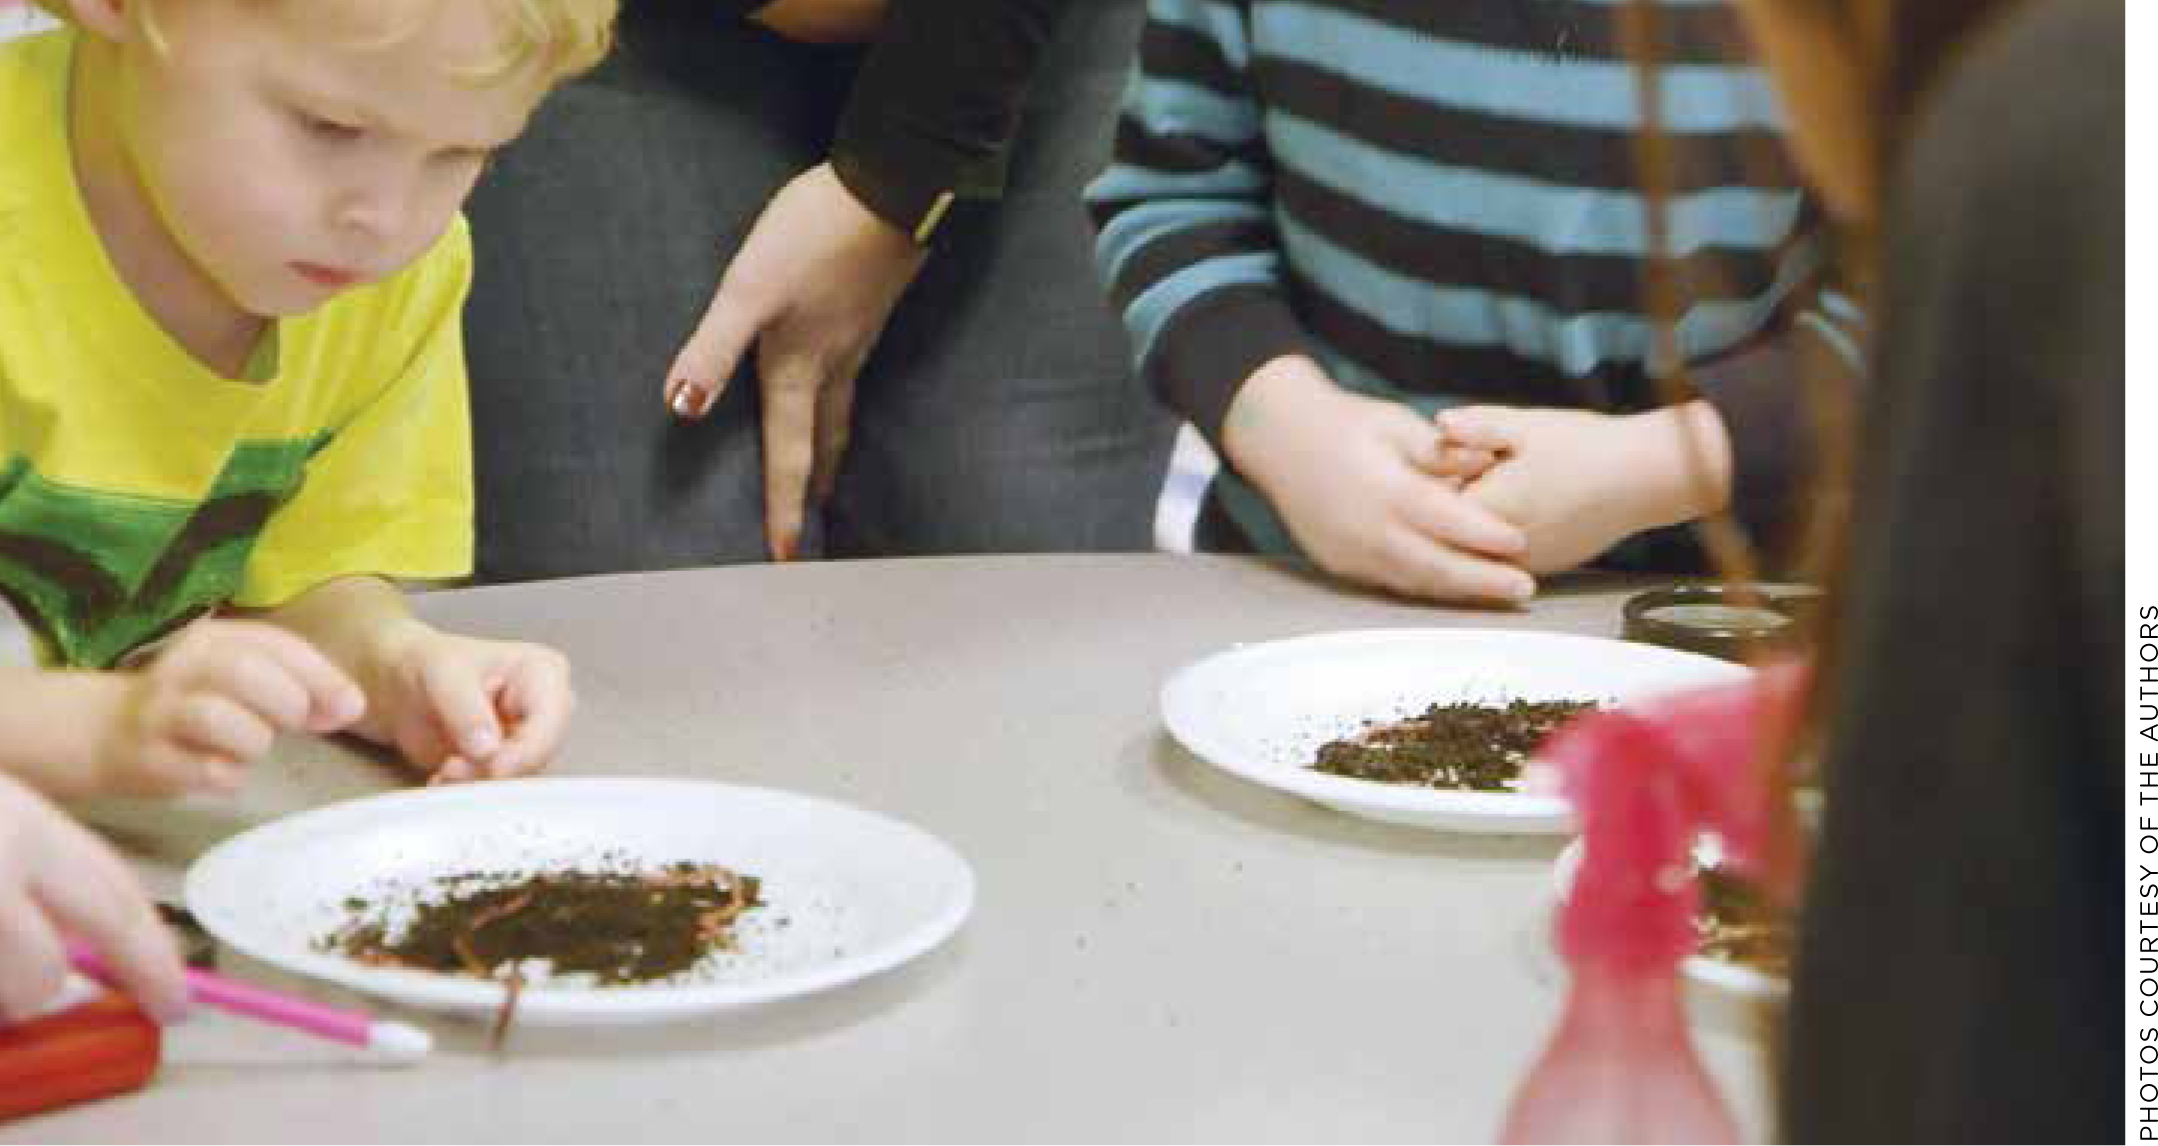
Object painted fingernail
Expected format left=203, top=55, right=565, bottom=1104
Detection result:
left=670, top=386, right=697, bottom=417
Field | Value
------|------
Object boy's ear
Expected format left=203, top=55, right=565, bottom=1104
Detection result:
left=64, top=0, right=130, bottom=41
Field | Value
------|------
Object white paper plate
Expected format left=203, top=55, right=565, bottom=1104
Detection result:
left=1160, top=628, right=1750, bottom=833
left=1552, top=839, right=1785, bottom=1003
left=186, top=778, right=975, bottom=1025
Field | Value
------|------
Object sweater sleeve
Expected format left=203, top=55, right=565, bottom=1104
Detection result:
left=829, top=0, right=1071, bottom=241
left=1083, top=0, right=1310, bottom=450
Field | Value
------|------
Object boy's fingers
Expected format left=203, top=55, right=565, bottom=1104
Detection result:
left=1400, top=479, right=1527, bottom=560
left=485, top=657, right=574, bottom=779
left=1433, top=444, right=1497, bottom=478
left=1393, top=423, right=1444, bottom=474
left=759, top=351, right=821, bottom=562
left=396, top=720, right=455, bottom=774
left=237, top=626, right=364, bottom=731
left=191, top=756, right=244, bottom=794
left=419, top=659, right=502, bottom=762
left=1413, top=443, right=1497, bottom=489
left=1457, top=456, right=1535, bottom=525
left=1388, top=407, right=1494, bottom=481
left=209, top=762, right=243, bottom=792
left=1383, top=528, right=1536, bottom=606
left=666, top=290, right=760, bottom=420
left=201, top=652, right=311, bottom=733
left=173, top=695, right=274, bottom=768
left=1434, top=406, right=1519, bottom=453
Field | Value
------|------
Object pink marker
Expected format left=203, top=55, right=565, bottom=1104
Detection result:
left=65, top=937, right=432, bottom=1064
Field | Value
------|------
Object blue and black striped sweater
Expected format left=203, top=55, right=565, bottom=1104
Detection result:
left=1086, top=0, right=1858, bottom=553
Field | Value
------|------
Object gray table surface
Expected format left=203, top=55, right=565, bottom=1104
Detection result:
left=12, top=555, right=1771, bottom=1143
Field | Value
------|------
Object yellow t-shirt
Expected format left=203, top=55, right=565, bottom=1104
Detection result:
left=0, top=28, right=474, bottom=668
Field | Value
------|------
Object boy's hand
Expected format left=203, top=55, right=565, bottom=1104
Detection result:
left=1432, top=435, right=1503, bottom=488
left=0, top=773, right=189, bottom=1024
left=358, top=623, right=574, bottom=784
left=662, top=162, right=929, bottom=563
left=1438, top=403, right=1732, bottom=574
left=96, top=620, right=364, bottom=797
left=1223, top=356, right=1534, bottom=605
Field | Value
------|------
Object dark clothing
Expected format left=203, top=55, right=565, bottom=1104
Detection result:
left=463, top=2, right=1174, bottom=578
left=830, top=0, right=1069, bottom=238
left=716, top=0, right=1071, bottom=238
left=1782, top=1, right=2122, bottom=1139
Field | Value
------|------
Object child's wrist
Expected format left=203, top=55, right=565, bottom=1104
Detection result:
left=1620, top=402, right=1733, bottom=529
left=18, top=671, right=140, bottom=799
left=1222, top=354, right=1341, bottom=496
left=354, top=618, right=435, bottom=716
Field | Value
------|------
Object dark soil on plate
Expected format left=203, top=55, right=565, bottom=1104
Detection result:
left=1311, top=699, right=1598, bottom=791
left=323, top=862, right=762, bottom=986
left=1697, top=868, right=1792, bottom=976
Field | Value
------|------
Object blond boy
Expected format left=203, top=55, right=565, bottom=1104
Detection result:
left=0, top=0, right=615, bottom=799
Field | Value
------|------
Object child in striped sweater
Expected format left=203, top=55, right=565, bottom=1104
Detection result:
left=1088, top=0, right=1854, bottom=603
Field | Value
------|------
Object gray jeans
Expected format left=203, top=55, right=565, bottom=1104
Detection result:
left=462, top=1, right=1172, bottom=580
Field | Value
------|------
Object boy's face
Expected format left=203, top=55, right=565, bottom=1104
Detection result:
left=101, top=0, right=544, bottom=315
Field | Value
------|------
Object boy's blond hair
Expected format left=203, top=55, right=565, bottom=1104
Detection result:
left=26, top=0, right=616, bottom=86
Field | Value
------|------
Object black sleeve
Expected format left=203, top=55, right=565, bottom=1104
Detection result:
left=1780, top=0, right=2123, bottom=1140
left=829, top=0, right=1073, bottom=242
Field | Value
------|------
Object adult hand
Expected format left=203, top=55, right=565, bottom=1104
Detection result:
left=663, top=162, right=929, bottom=561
